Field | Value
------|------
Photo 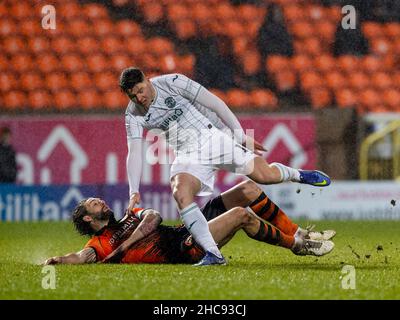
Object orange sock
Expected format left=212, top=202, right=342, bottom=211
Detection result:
left=250, top=192, right=298, bottom=236
left=248, top=221, right=294, bottom=249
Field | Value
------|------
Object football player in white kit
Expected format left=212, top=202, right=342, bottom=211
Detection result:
left=120, top=67, right=331, bottom=266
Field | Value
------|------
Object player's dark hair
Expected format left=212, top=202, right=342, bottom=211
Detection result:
left=72, top=199, right=95, bottom=237
left=119, top=67, right=145, bottom=93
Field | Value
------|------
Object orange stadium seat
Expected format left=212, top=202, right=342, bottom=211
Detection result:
left=348, top=72, right=370, bottom=90
left=0, top=56, right=8, bottom=73
left=174, top=20, right=197, bottom=41
left=315, top=21, right=336, bottom=42
left=103, top=91, right=128, bottom=110
left=361, top=56, right=382, bottom=73
left=28, top=90, right=53, bottom=110
left=141, top=2, right=164, bottom=25
left=37, top=54, right=60, bottom=73
left=232, top=37, right=250, bottom=56
left=385, top=23, right=400, bottom=38
left=223, top=21, right=246, bottom=38
left=314, top=55, right=336, bottom=72
left=215, top=3, right=236, bottom=20
left=10, top=3, right=34, bottom=20
left=0, top=19, right=16, bottom=37
left=300, top=71, right=323, bottom=91
left=0, top=72, right=17, bottom=92
left=115, top=20, right=142, bottom=38
left=167, top=4, right=191, bottom=21
left=238, top=4, right=261, bottom=23
left=3, top=36, right=25, bottom=55
left=337, top=55, right=360, bottom=73
left=148, top=38, right=174, bottom=56
left=84, top=3, right=109, bottom=20
left=225, top=89, right=249, bottom=109
left=325, top=71, right=347, bottom=90
left=325, top=6, right=342, bottom=22
left=19, top=19, right=42, bottom=36
left=52, top=37, right=77, bottom=55
left=335, top=89, right=358, bottom=108
left=10, top=54, right=34, bottom=73
left=94, top=73, right=117, bottom=92
left=266, top=56, right=290, bottom=74
left=58, top=2, right=82, bottom=19
left=67, top=19, right=93, bottom=38
left=86, top=54, right=109, bottom=73
left=291, top=22, right=314, bottom=39
left=142, top=54, right=158, bottom=72
left=78, top=90, right=102, bottom=110
left=61, top=54, right=85, bottom=73
left=371, top=72, right=393, bottom=90
left=126, top=37, right=147, bottom=57
left=309, top=87, right=332, bottom=109
left=302, top=38, right=322, bottom=56
left=370, top=38, right=392, bottom=56
left=20, top=72, right=43, bottom=91
left=3, top=91, right=26, bottom=110
left=362, top=22, right=383, bottom=39
left=159, top=54, right=177, bottom=73
left=45, top=72, right=69, bottom=93
left=0, top=3, right=8, bottom=19
left=192, top=3, right=211, bottom=22
left=77, top=37, right=100, bottom=55
left=284, top=5, right=303, bottom=22
left=69, top=72, right=93, bottom=91
left=392, top=73, right=400, bottom=89
left=101, top=36, right=124, bottom=55
left=28, top=37, right=51, bottom=55
left=292, top=55, right=313, bottom=72
left=359, top=89, right=382, bottom=111
left=307, top=5, right=326, bottom=21
left=274, top=70, right=297, bottom=92
left=383, top=89, right=400, bottom=110
left=110, top=54, right=132, bottom=72
left=241, top=51, right=261, bottom=76
left=176, top=54, right=195, bottom=76
left=249, top=89, right=278, bottom=110
left=54, top=90, right=78, bottom=110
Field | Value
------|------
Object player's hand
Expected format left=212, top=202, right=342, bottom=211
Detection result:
left=243, top=135, right=267, bottom=156
left=101, top=249, right=124, bottom=264
left=127, top=192, right=141, bottom=213
left=43, top=257, right=61, bottom=265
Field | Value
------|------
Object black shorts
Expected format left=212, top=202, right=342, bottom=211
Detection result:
left=156, top=225, right=204, bottom=264
left=200, top=195, right=227, bottom=221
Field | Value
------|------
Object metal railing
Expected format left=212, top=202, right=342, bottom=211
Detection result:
left=359, top=120, right=400, bottom=180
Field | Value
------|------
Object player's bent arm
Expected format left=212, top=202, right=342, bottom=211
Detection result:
left=127, top=138, right=143, bottom=199
left=101, top=209, right=162, bottom=263
left=195, top=87, right=245, bottom=143
left=43, top=248, right=97, bottom=265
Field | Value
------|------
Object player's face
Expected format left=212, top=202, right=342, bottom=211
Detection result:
left=126, top=80, right=154, bottom=108
left=85, top=198, right=112, bottom=221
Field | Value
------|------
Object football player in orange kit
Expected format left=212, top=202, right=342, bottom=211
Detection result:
left=43, top=181, right=335, bottom=266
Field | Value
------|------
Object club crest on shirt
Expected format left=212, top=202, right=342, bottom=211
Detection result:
left=165, top=97, right=176, bottom=108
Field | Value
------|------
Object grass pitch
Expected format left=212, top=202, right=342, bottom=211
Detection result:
left=1, top=220, right=399, bottom=300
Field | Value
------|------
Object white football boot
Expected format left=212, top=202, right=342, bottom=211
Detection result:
left=291, top=239, right=335, bottom=257
left=295, top=225, right=336, bottom=241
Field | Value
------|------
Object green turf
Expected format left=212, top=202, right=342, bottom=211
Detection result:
left=0, top=220, right=399, bottom=300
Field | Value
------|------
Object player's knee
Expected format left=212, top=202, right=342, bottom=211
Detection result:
left=172, top=185, right=193, bottom=208
left=240, top=180, right=261, bottom=200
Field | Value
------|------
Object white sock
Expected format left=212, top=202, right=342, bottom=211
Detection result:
left=271, top=162, right=301, bottom=182
left=179, top=203, right=222, bottom=258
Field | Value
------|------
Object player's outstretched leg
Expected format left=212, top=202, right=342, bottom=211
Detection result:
left=246, top=157, right=331, bottom=187
left=171, top=173, right=226, bottom=266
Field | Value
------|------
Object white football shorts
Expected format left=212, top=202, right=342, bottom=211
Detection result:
left=170, top=127, right=256, bottom=196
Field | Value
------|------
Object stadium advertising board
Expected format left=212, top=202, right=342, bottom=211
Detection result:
left=0, top=114, right=316, bottom=186
left=1, top=182, right=399, bottom=221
